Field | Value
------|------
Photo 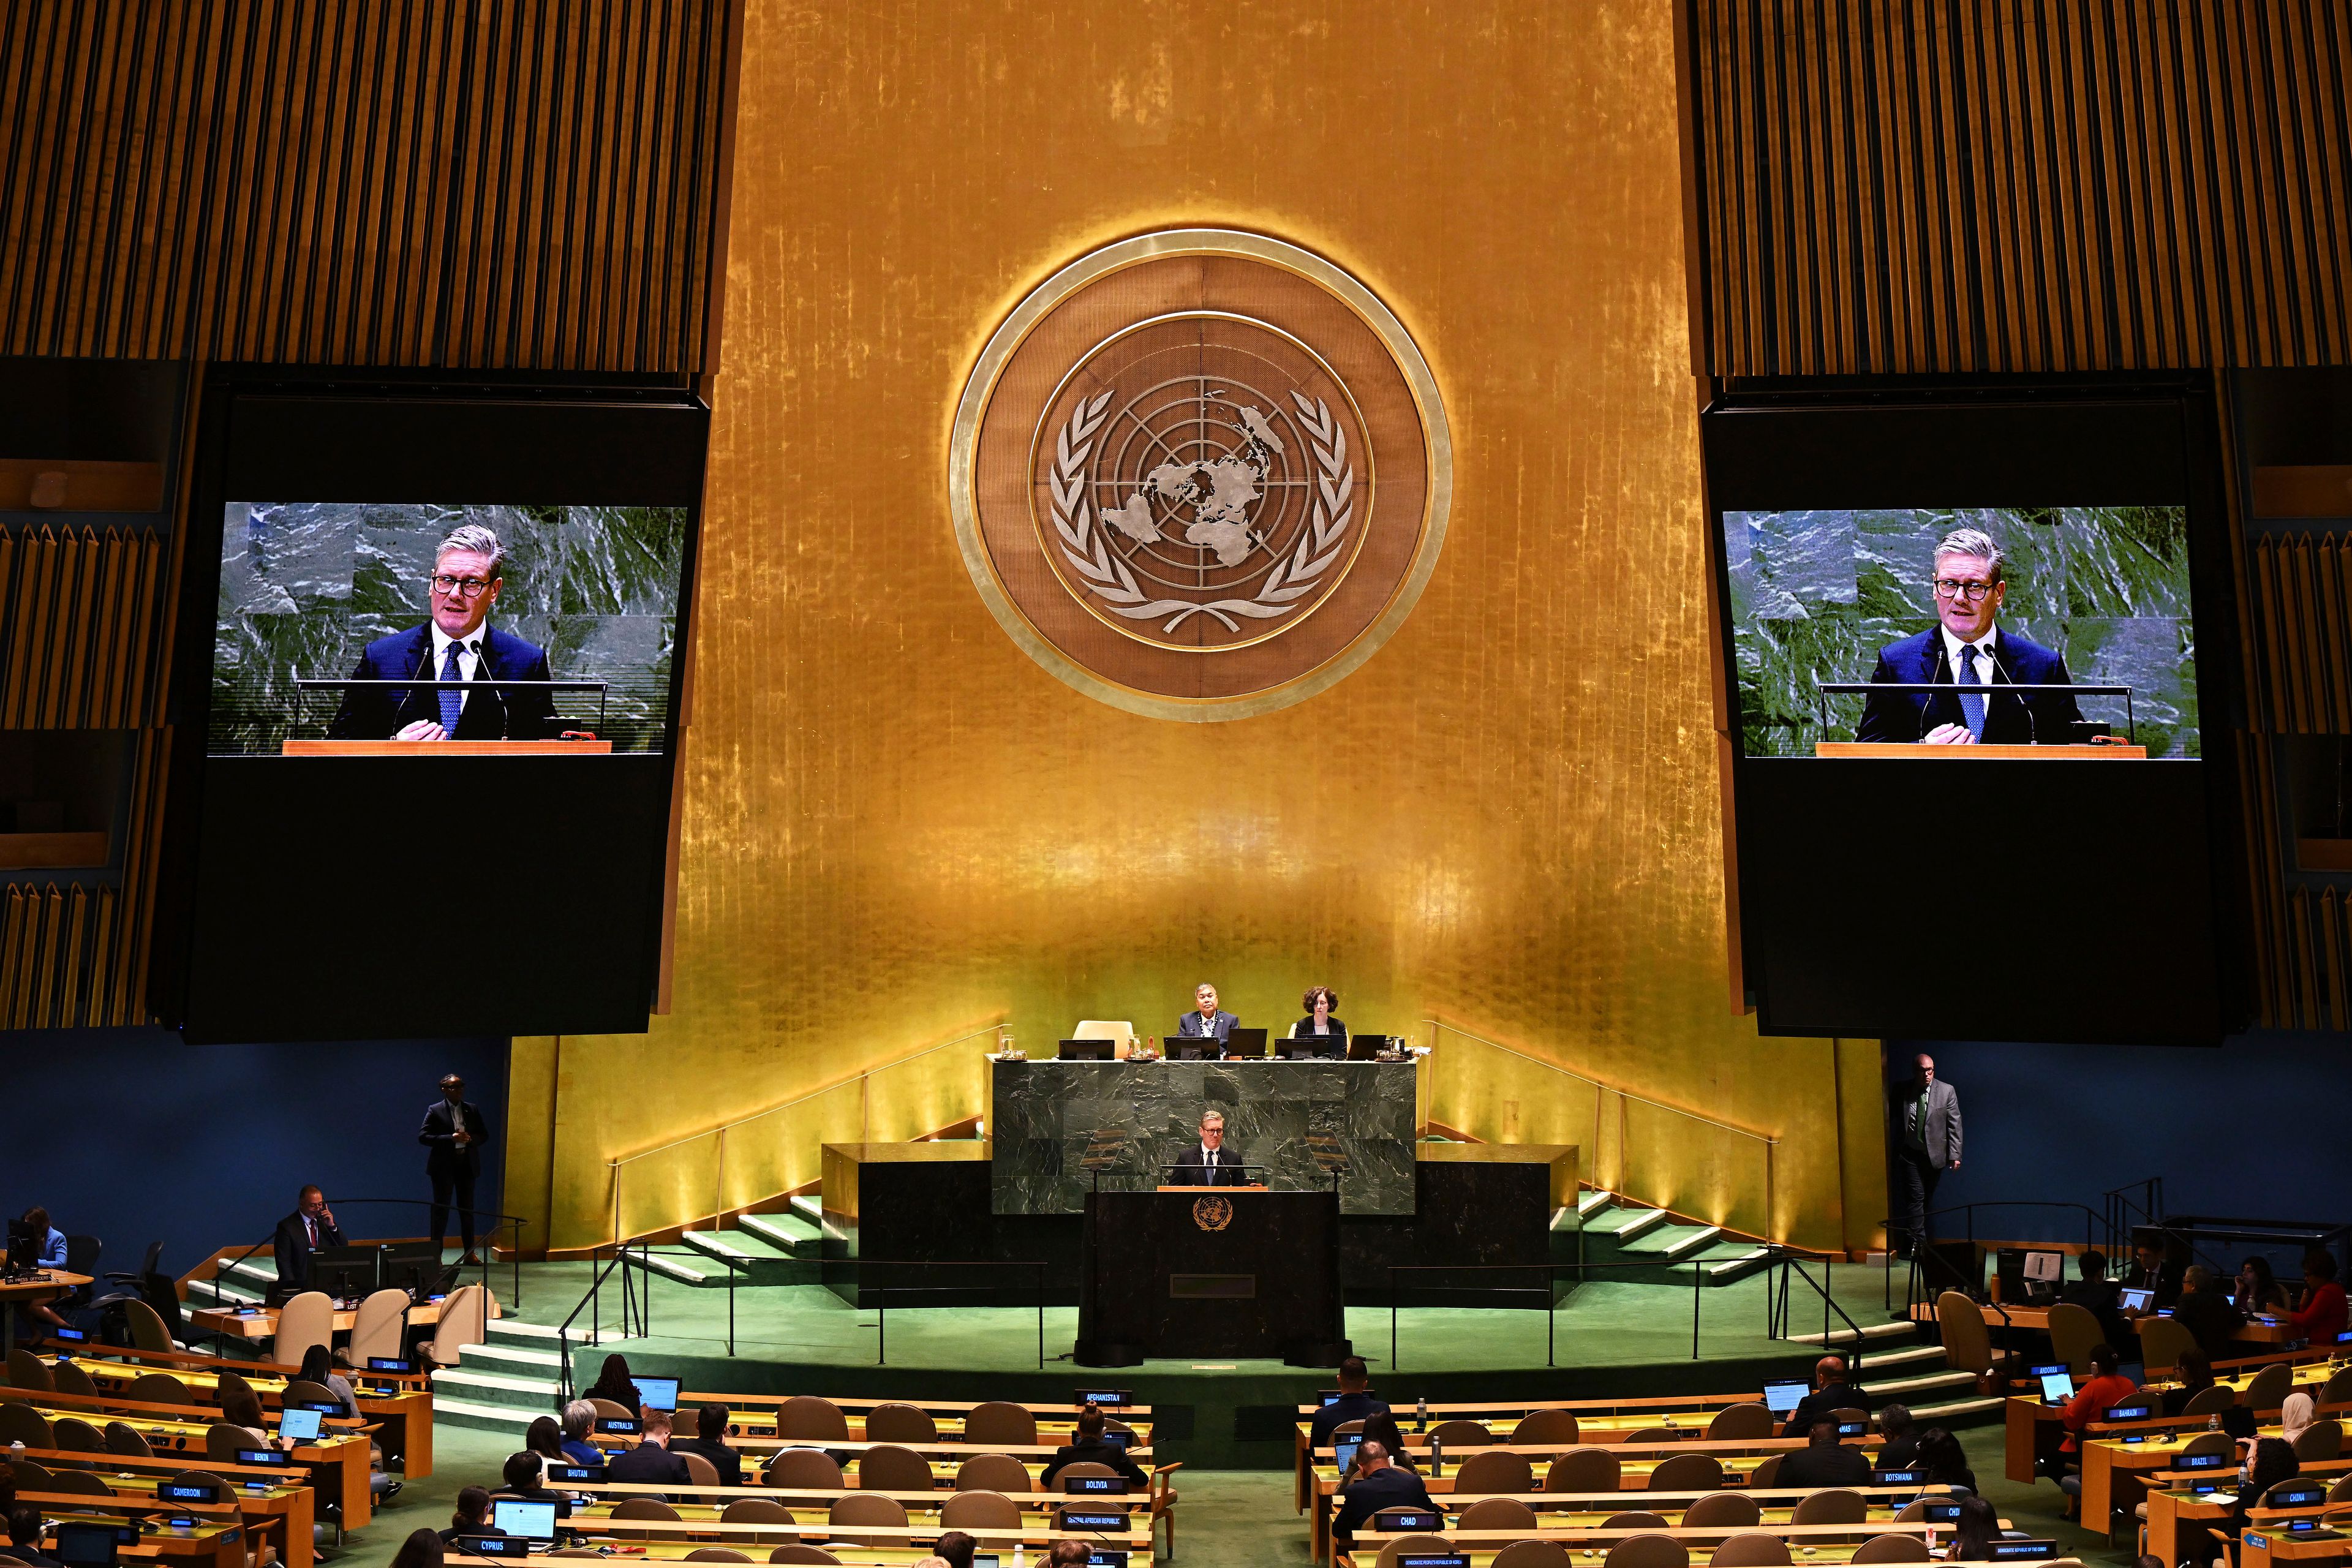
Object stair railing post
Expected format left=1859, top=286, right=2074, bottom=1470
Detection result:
left=1692, top=1250, right=1702, bottom=1360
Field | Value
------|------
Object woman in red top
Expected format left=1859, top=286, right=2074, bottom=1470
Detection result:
left=2047, top=1342, right=2141, bottom=1512
left=2290, top=1253, right=2348, bottom=1343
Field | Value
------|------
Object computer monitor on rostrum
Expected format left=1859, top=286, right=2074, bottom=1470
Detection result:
left=1057, top=1038, right=1117, bottom=1061
left=1221, top=1027, right=1269, bottom=1057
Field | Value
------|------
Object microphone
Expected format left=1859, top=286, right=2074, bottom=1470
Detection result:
left=1990, top=641, right=2037, bottom=745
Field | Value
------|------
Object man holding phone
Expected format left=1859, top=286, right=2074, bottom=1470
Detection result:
left=271, top=1186, right=344, bottom=1300
left=421, top=1074, right=492, bottom=1265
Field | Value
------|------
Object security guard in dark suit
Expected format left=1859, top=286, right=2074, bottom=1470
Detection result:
left=420, top=1074, right=492, bottom=1263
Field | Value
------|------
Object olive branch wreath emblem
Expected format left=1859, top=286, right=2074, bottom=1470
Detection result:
left=1047, top=388, right=1356, bottom=635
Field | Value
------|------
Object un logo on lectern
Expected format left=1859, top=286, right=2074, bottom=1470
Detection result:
left=949, top=229, right=1452, bottom=721
left=1191, top=1196, right=1234, bottom=1232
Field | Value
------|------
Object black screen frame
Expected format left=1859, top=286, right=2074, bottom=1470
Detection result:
left=152, top=368, right=709, bottom=1041
left=1700, top=374, right=2248, bottom=1045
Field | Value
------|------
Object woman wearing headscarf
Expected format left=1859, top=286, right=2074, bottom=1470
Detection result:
left=2282, top=1390, right=2318, bottom=1449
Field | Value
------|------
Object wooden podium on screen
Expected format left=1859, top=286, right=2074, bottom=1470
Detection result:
left=1813, top=678, right=2147, bottom=758
left=284, top=673, right=616, bottom=753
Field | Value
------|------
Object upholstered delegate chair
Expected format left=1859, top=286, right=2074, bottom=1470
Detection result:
left=612, top=1499, right=682, bottom=1521
left=1372, top=1537, right=1452, bottom=1568
left=349, top=1288, right=410, bottom=1365
left=125, top=1371, right=192, bottom=1405
left=939, top=1491, right=1022, bottom=1529
left=1706, top=1534, right=1791, bottom=1567
left=1545, top=1449, right=1621, bottom=1493
left=1624, top=1426, right=1678, bottom=1444
left=2322, top=1367, right=2352, bottom=1406
left=2045, top=1302, right=2103, bottom=1377
left=589, top=1398, right=633, bottom=1421
left=854, top=1444, right=933, bottom=1491
left=1457, top=1499, right=1539, bottom=1534
left=1072, top=1021, right=1137, bottom=1054
left=45, top=1471, right=113, bottom=1498
left=47, top=1360, right=98, bottom=1399
left=1430, top=1419, right=1495, bottom=1446
left=2296, top=1421, right=2344, bottom=1461
left=1704, top=1403, right=1773, bottom=1440
left=6, top=1349, right=55, bottom=1389
left=719, top=1499, right=797, bottom=1532
left=766, top=1549, right=840, bottom=1566
left=1746, top=1455, right=1782, bottom=1489
left=1791, top=1490, right=1868, bottom=1526
left=679, top=1450, right=722, bottom=1487
left=1602, top=1513, right=1669, bottom=1531
left=1510, top=1409, right=1579, bottom=1444
left=206, top=1421, right=261, bottom=1461
left=0, top=1404, right=54, bottom=1447
left=2136, top=1317, right=2196, bottom=1373
left=826, top=1493, right=909, bottom=1550
left=1603, top=1535, right=1690, bottom=1568
left=773, top=1396, right=850, bottom=1441
left=422, top=1283, right=489, bottom=1366
left=1646, top=1452, right=1722, bottom=1491
left=685, top=1553, right=752, bottom=1563
left=274, top=1292, right=336, bottom=1371
left=50, top=1417, right=105, bottom=1453
left=2180, top=1385, right=2236, bottom=1417
left=1849, top=1536, right=1931, bottom=1563
left=1681, top=1493, right=1759, bottom=1529
left=124, top=1298, right=176, bottom=1355
left=765, top=1449, right=845, bottom=1490
left=2242, top=1362, right=2293, bottom=1412
left=862, top=1403, right=937, bottom=1442
left=1491, top=1542, right=1572, bottom=1568
left=1935, top=1291, right=1994, bottom=1374
left=1452, top=1449, right=1534, bottom=1494
left=103, top=1420, right=153, bottom=1458
left=962, top=1401, right=1036, bottom=1446
left=953, top=1453, right=1031, bottom=1492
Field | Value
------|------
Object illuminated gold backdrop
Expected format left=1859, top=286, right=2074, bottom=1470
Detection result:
left=513, top=0, right=1887, bottom=1256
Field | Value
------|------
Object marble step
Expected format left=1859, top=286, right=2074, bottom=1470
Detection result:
left=788, top=1194, right=824, bottom=1227
left=681, top=1229, right=823, bottom=1285
left=1618, top=1224, right=1722, bottom=1258
left=431, top=1364, right=562, bottom=1414
left=432, top=1393, right=550, bottom=1436
left=1790, top=1319, right=1921, bottom=1346
left=736, top=1211, right=822, bottom=1256
left=484, top=1318, right=615, bottom=1350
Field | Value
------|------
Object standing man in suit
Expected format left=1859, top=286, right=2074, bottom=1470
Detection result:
left=1856, top=527, right=2084, bottom=745
left=272, top=1186, right=345, bottom=1300
left=1169, top=1111, right=1245, bottom=1186
left=328, top=523, right=558, bottom=742
left=421, top=1074, right=492, bottom=1265
left=1893, top=1053, right=1961, bottom=1259
left=1175, top=982, right=1238, bottom=1055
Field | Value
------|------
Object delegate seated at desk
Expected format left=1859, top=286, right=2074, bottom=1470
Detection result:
left=1330, top=1442, right=1435, bottom=1552
left=1169, top=1110, right=1248, bottom=1186
left=1175, top=982, right=1239, bottom=1055
left=1286, top=985, right=1348, bottom=1057
left=1853, top=527, right=2083, bottom=746
left=272, top=1184, right=346, bottom=1299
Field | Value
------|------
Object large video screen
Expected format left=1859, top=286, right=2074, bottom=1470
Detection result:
left=1723, top=506, right=2198, bottom=760
left=211, top=502, right=685, bottom=756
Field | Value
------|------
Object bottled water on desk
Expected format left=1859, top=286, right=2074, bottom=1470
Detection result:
left=1416, top=1395, right=1427, bottom=1431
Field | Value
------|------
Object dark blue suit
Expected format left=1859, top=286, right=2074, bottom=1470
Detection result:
left=1855, top=627, right=2083, bottom=745
left=328, top=624, right=557, bottom=741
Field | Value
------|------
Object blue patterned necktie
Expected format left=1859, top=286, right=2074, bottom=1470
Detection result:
left=1956, top=642, right=1986, bottom=739
left=439, top=641, right=466, bottom=733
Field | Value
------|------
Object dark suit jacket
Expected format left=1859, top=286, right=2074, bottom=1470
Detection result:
left=327, top=624, right=557, bottom=741
left=1331, top=1464, right=1438, bottom=1541
left=1039, top=1438, right=1148, bottom=1488
left=1855, top=627, right=2084, bottom=744
left=1873, top=1434, right=1922, bottom=1471
left=272, top=1210, right=346, bottom=1295
left=605, top=1441, right=692, bottom=1496
left=421, top=1099, right=492, bottom=1178
left=1284, top=1018, right=1348, bottom=1057
left=1776, top=1441, right=1874, bottom=1489
left=2171, top=1289, right=2247, bottom=1359
left=2062, top=1276, right=2127, bottom=1344
left=1310, top=1392, right=1391, bottom=1447
left=1783, top=1382, right=1868, bottom=1438
left=669, top=1436, right=744, bottom=1488
left=1174, top=1009, right=1238, bottom=1050
left=1169, top=1142, right=1248, bottom=1186
left=2125, top=1257, right=2187, bottom=1310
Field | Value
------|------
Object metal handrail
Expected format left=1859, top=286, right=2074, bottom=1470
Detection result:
left=1765, top=1246, right=1875, bottom=1374
left=1423, top=1018, right=1779, bottom=1240
left=1884, top=1199, right=2100, bottom=1319
left=605, top=1022, right=1000, bottom=1245
left=850, top=1260, right=1049, bottom=1369
left=554, top=1243, right=638, bottom=1404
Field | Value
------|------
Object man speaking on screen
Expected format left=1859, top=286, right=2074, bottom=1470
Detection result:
left=329, top=523, right=559, bottom=742
left=1856, top=527, right=2083, bottom=745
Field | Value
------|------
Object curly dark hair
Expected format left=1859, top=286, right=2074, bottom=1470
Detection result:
left=1302, top=986, right=1339, bottom=1013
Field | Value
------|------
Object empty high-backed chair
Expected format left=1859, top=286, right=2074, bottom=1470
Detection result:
left=767, top=1550, right=840, bottom=1566
left=1603, top=1513, right=1670, bottom=1531
left=720, top=1499, right=797, bottom=1532
left=953, top=1453, right=1032, bottom=1493
left=1491, top=1542, right=1572, bottom=1568
left=1791, top=1489, right=1868, bottom=1525
left=685, top=1553, right=752, bottom=1563
left=51, top=1417, right=105, bottom=1453
left=854, top=1445, right=934, bottom=1492
left=2136, top=1316, right=2196, bottom=1374
left=1746, top=1455, right=1782, bottom=1489
left=1849, top=1536, right=1930, bottom=1564
left=1429, top=1418, right=1494, bottom=1447
left=1681, top=1493, right=1759, bottom=1529
left=1510, top=1409, right=1579, bottom=1445
left=1646, top=1452, right=1722, bottom=1492
left=2182, top=1385, right=2236, bottom=1418
left=1934, top=1290, right=1993, bottom=1374
left=1072, top=1021, right=1137, bottom=1055
left=206, top=1422, right=260, bottom=1461
left=349, top=1289, right=410, bottom=1366
left=773, top=1396, right=850, bottom=1441
left=103, top=1422, right=153, bottom=1458
left=126, top=1371, right=192, bottom=1406
left=1702, top=1403, right=1771, bottom=1441
left=1545, top=1449, right=1621, bottom=1493
left=827, top=1493, right=910, bottom=1550
left=1707, top=1534, right=1791, bottom=1567
left=2242, top=1362, right=2293, bottom=1412
left=940, top=1491, right=1022, bottom=1530
left=679, top=1451, right=722, bottom=1488
left=1458, top=1499, right=1539, bottom=1534
left=962, top=1401, right=1036, bottom=1447
left=1453, top=1449, right=1534, bottom=1495
left=6, top=1350, right=55, bottom=1390
left=422, top=1283, right=489, bottom=1368
left=2296, top=1421, right=2344, bottom=1461
left=0, top=1405, right=54, bottom=1447
left=123, top=1298, right=175, bottom=1355
left=862, top=1403, right=938, bottom=1443
left=764, top=1449, right=845, bottom=1490
left=612, top=1499, right=682, bottom=1521
left=273, top=1292, right=335, bottom=1372
left=2044, top=1302, right=2103, bottom=1378
left=589, top=1398, right=633, bottom=1421
left=44, top=1471, right=113, bottom=1498
left=1373, top=1537, right=1453, bottom=1568
left=1603, top=1535, right=1691, bottom=1568
left=47, top=1361, right=97, bottom=1400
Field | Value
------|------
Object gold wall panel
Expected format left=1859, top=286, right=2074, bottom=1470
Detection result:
left=530, top=0, right=1883, bottom=1255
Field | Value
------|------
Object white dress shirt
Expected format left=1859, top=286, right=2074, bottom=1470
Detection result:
left=429, top=622, right=487, bottom=717
left=1939, top=625, right=1998, bottom=687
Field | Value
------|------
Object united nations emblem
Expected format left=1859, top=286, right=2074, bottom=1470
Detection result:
left=950, top=230, right=1452, bottom=721
left=1191, top=1196, right=1234, bottom=1232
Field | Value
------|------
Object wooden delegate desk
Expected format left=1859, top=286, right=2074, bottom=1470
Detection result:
left=280, top=739, right=614, bottom=755
left=2005, top=1359, right=2344, bottom=1483
left=1, top=1387, right=379, bottom=1531
left=1330, top=1520, right=1999, bottom=1568
left=1817, top=742, right=2147, bottom=760
left=1, top=1270, right=91, bottom=1352
left=9, top=1448, right=317, bottom=1568
left=2143, top=1471, right=2352, bottom=1567
left=70, top=1353, right=435, bottom=1478
left=2073, top=1409, right=2332, bottom=1533
left=16, top=1492, right=251, bottom=1568
left=2242, top=1521, right=2352, bottom=1568
left=566, top=1476, right=1180, bottom=1556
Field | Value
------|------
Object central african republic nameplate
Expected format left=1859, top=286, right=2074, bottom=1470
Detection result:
left=950, top=230, right=1452, bottom=721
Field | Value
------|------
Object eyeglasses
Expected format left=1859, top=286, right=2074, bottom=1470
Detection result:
left=431, top=573, right=494, bottom=598
left=1931, top=578, right=1997, bottom=602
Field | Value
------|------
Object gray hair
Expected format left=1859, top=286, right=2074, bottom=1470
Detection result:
left=2184, top=1263, right=2215, bottom=1291
left=560, top=1398, right=595, bottom=1439
left=436, top=522, right=508, bottom=577
left=1199, top=1110, right=1225, bottom=1127
left=1932, top=526, right=2003, bottom=583
left=1879, top=1401, right=1913, bottom=1435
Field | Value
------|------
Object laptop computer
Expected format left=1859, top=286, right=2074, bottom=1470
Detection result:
left=2117, top=1286, right=2154, bottom=1313
left=633, top=1376, right=680, bottom=1412
left=1333, top=1434, right=1363, bottom=1473
left=2039, top=1370, right=2075, bottom=1403
left=492, top=1499, right=560, bottom=1544
left=277, top=1406, right=325, bottom=1442
left=1057, top=1038, right=1117, bottom=1061
left=1762, top=1379, right=1808, bottom=1417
